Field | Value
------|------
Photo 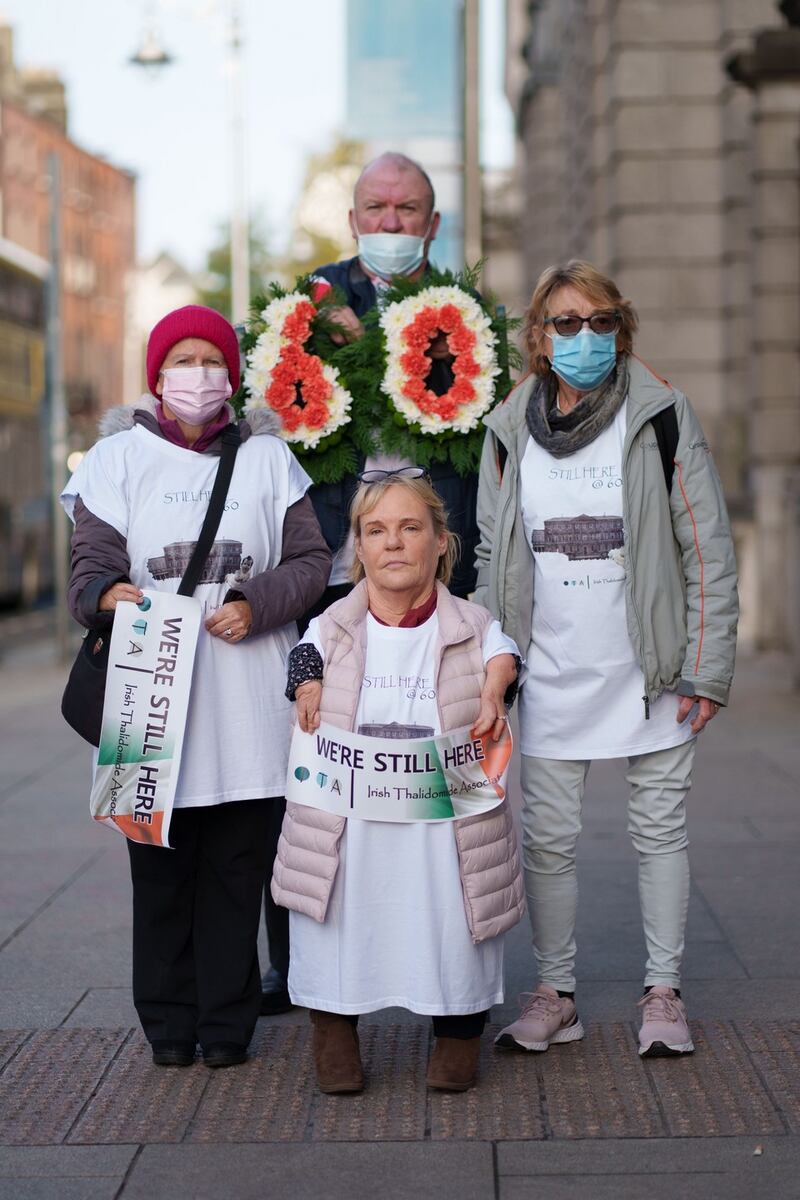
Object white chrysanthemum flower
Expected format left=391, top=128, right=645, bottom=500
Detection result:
left=243, top=293, right=354, bottom=446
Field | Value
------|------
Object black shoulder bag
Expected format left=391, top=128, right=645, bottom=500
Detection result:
left=61, top=425, right=241, bottom=746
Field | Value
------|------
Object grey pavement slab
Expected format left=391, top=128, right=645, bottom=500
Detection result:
left=0, top=1182, right=125, bottom=1200
left=0, top=991, right=87, bottom=1030
left=0, top=1142, right=135, bottom=1200
left=0, top=1145, right=136, bottom=1178
left=120, top=1143, right=496, bottom=1200
left=497, top=1137, right=800, bottom=1200
left=61, top=989, right=139, bottom=1030
left=499, top=1172, right=797, bottom=1200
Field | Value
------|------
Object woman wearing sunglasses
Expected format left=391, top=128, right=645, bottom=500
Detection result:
left=474, top=260, right=738, bottom=1059
left=273, top=467, right=525, bottom=1093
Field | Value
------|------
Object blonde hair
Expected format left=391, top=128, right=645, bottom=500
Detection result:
left=349, top=475, right=459, bottom=586
left=524, top=260, right=638, bottom=378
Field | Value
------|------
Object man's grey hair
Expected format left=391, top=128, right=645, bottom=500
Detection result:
left=353, top=152, right=436, bottom=215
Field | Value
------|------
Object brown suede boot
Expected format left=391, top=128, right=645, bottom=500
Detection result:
left=309, top=1009, right=364, bottom=1094
left=426, top=1036, right=481, bottom=1091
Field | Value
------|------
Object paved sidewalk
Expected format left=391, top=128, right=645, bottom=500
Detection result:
left=0, top=635, right=799, bottom=1199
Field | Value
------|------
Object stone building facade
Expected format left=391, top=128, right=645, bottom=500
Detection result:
left=504, top=0, right=800, bottom=661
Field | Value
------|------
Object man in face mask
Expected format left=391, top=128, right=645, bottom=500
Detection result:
left=258, top=153, right=483, bottom=1019
left=304, top=150, right=478, bottom=606
left=322, top=152, right=441, bottom=341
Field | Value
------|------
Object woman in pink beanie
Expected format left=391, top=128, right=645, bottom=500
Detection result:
left=61, top=305, right=332, bottom=1069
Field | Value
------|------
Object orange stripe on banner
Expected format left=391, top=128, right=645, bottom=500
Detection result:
left=478, top=726, right=513, bottom=800
left=113, top=811, right=165, bottom=846
left=675, top=460, right=705, bottom=674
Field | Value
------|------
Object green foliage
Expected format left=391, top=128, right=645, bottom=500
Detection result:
left=234, top=265, right=523, bottom=484
left=196, top=221, right=276, bottom=320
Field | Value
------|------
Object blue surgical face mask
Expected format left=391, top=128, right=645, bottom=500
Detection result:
left=549, top=327, right=617, bottom=391
left=355, top=216, right=433, bottom=280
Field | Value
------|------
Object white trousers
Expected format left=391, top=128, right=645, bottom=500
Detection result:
left=520, top=740, right=696, bottom=991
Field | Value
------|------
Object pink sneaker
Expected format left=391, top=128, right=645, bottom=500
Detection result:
left=637, top=986, right=694, bottom=1057
left=495, top=984, right=585, bottom=1052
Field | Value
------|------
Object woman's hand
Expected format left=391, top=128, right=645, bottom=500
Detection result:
left=677, top=694, right=721, bottom=734
left=98, top=583, right=143, bottom=612
left=471, top=653, right=517, bottom=741
left=295, top=680, right=322, bottom=733
left=205, top=600, right=253, bottom=643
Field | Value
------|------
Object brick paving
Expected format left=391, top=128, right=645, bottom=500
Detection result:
left=1, top=1021, right=797, bottom=1149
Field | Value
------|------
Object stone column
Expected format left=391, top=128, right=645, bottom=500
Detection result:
left=728, top=2, right=800, bottom=651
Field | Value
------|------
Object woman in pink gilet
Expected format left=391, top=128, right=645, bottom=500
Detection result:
left=272, top=468, right=525, bottom=1093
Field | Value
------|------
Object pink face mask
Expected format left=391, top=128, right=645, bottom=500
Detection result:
left=161, top=366, right=232, bottom=424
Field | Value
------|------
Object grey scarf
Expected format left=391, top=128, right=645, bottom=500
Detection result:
left=525, top=358, right=629, bottom=458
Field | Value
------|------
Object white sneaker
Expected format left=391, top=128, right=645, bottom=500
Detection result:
left=495, top=984, right=585, bottom=1052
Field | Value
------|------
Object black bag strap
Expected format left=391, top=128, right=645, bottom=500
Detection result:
left=651, top=404, right=679, bottom=494
left=177, top=424, right=241, bottom=597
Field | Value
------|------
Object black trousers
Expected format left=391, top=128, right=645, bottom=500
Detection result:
left=340, top=1011, right=488, bottom=1039
left=263, top=795, right=290, bottom=979
left=127, top=797, right=272, bottom=1048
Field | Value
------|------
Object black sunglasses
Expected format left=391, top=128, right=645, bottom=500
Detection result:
left=357, top=466, right=431, bottom=484
left=544, top=311, right=621, bottom=337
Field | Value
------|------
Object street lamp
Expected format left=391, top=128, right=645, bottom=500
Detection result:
left=128, top=1, right=250, bottom=323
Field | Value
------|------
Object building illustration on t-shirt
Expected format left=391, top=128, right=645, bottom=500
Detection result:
left=147, top=540, right=246, bottom=584
left=530, top=515, right=624, bottom=561
left=357, top=722, right=436, bottom=739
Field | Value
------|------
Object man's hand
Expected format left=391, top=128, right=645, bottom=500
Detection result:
left=99, top=583, right=143, bottom=612
left=326, top=305, right=365, bottom=346
left=295, top=680, right=322, bottom=732
left=677, top=694, right=721, bottom=734
left=205, top=600, right=253, bottom=643
left=471, top=653, right=517, bottom=741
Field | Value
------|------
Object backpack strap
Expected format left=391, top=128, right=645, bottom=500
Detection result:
left=650, top=404, right=679, bottom=493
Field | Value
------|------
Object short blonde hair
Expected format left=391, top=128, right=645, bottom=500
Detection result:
left=524, top=260, right=638, bottom=378
left=349, top=475, right=459, bottom=586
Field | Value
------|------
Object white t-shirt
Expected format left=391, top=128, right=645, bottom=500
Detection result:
left=62, top=423, right=311, bottom=807
left=518, top=404, right=694, bottom=760
left=288, top=608, right=518, bottom=1015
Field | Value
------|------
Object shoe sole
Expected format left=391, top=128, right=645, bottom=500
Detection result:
left=427, top=1077, right=476, bottom=1092
left=152, top=1054, right=194, bottom=1067
left=204, top=1054, right=247, bottom=1068
left=317, top=1081, right=365, bottom=1094
left=639, top=1039, right=694, bottom=1058
left=495, top=1019, right=585, bottom=1053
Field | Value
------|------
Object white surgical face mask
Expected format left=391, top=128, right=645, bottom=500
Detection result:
left=161, top=366, right=232, bottom=424
left=355, top=214, right=434, bottom=280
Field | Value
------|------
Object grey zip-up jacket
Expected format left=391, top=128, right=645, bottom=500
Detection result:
left=473, top=356, right=738, bottom=708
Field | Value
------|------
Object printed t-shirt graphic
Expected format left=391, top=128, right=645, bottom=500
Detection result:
left=518, top=404, right=694, bottom=760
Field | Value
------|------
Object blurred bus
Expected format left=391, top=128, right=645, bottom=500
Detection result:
left=0, top=238, right=49, bottom=607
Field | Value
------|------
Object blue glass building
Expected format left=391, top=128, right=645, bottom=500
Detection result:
left=345, top=0, right=464, bottom=270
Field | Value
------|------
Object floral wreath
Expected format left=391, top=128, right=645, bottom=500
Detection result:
left=243, top=284, right=353, bottom=452
left=235, top=266, right=521, bottom=483
left=380, top=285, right=498, bottom=435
